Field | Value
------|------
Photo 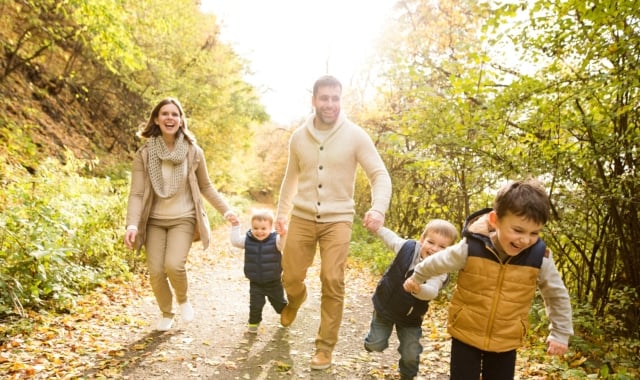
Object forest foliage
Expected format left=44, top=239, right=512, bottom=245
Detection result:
left=354, top=0, right=640, bottom=376
left=0, top=0, right=639, bottom=378
left=365, top=0, right=640, bottom=330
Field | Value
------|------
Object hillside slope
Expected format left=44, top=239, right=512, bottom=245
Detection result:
left=1, top=64, right=145, bottom=173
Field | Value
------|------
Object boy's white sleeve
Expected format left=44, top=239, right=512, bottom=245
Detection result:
left=376, top=227, right=407, bottom=254
left=229, top=225, right=245, bottom=248
left=413, top=273, right=448, bottom=301
left=276, top=234, right=285, bottom=251
left=412, top=239, right=468, bottom=283
left=538, top=250, right=574, bottom=345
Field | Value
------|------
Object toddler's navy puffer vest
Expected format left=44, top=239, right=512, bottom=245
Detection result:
left=243, top=231, right=282, bottom=283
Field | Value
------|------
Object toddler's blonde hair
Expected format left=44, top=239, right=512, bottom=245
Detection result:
left=420, top=219, right=458, bottom=243
left=251, top=208, right=275, bottom=224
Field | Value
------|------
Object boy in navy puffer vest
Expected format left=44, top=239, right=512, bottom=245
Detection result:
left=364, top=219, right=458, bottom=380
left=230, top=209, right=287, bottom=334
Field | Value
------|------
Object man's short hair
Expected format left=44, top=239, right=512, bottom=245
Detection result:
left=313, top=75, right=342, bottom=97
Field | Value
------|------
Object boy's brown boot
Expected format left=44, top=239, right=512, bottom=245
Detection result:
left=310, top=350, right=332, bottom=370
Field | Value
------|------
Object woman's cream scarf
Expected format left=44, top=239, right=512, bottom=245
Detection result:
left=148, top=134, right=189, bottom=198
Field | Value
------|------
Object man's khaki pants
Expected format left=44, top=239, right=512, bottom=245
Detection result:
left=281, top=216, right=353, bottom=352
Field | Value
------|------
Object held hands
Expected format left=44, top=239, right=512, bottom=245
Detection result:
left=124, top=229, right=137, bottom=250
left=403, top=277, right=420, bottom=294
left=278, top=225, right=288, bottom=238
left=547, top=340, right=568, bottom=356
left=225, top=212, right=239, bottom=226
left=363, top=209, right=385, bottom=233
left=275, top=217, right=288, bottom=236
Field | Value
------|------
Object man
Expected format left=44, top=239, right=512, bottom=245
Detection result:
left=275, top=75, right=392, bottom=370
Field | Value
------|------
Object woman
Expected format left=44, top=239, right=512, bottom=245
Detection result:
left=124, top=97, right=237, bottom=331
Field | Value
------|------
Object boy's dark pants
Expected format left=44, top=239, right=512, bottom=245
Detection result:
left=450, top=337, right=516, bottom=380
left=249, top=279, right=287, bottom=325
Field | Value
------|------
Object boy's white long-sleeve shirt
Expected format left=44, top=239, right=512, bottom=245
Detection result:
left=376, top=227, right=448, bottom=301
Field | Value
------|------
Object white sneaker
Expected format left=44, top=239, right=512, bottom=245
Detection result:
left=157, top=317, right=174, bottom=331
left=180, top=302, right=194, bottom=322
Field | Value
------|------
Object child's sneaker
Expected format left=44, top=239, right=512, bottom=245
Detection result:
left=180, top=302, right=194, bottom=322
left=157, top=317, right=174, bottom=332
left=247, top=323, right=259, bottom=334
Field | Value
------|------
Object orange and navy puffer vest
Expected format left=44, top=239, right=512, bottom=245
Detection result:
left=448, top=208, right=547, bottom=352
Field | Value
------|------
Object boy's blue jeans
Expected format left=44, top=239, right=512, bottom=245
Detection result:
left=364, top=311, right=423, bottom=379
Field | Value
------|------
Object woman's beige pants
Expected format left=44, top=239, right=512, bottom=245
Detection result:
left=145, top=217, right=196, bottom=318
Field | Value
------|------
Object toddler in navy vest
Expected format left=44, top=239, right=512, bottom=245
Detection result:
left=364, top=219, right=458, bottom=380
left=230, top=209, right=287, bottom=334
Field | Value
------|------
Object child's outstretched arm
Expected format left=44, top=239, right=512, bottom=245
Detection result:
left=375, top=227, right=406, bottom=254
left=276, top=228, right=287, bottom=251
left=411, top=240, right=467, bottom=284
left=229, top=223, right=245, bottom=249
left=412, top=273, right=448, bottom=301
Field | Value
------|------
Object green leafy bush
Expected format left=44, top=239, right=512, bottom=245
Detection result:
left=348, top=218, right=394, bottom=275
left=0, top=152, right=135, bottom=316
left=526, top=292, right=640, bottom=379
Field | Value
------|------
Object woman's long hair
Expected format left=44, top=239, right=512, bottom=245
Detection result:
left=138, top=97, right=196, bottom=144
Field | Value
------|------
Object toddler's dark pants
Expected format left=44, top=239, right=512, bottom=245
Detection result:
left=248, top=279, right=287, bottom=325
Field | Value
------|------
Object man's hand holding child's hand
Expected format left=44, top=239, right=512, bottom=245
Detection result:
left=363, top=210, right=384, bottom=233
left=275, top=217, right=288, bottom=236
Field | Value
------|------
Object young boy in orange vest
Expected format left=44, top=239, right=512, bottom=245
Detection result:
left=404, top=179, right=573, bottom=379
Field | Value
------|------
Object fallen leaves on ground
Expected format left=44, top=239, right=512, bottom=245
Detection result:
left=0, top=276, right=152, bottom=379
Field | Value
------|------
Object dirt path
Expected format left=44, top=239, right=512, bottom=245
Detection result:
left=115, top=224, right=452, bottom=380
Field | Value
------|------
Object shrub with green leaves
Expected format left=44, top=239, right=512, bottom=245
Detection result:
left=0, top=152, right=135, bottom=316
left=348, top=218, right=394, bottom=275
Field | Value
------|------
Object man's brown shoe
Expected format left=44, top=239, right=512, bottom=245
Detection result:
left=310, top=350, right=332, bottom=370
left=280, top=304, right=299, bottom=327
left=280, top=290, right=307, bottom=327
